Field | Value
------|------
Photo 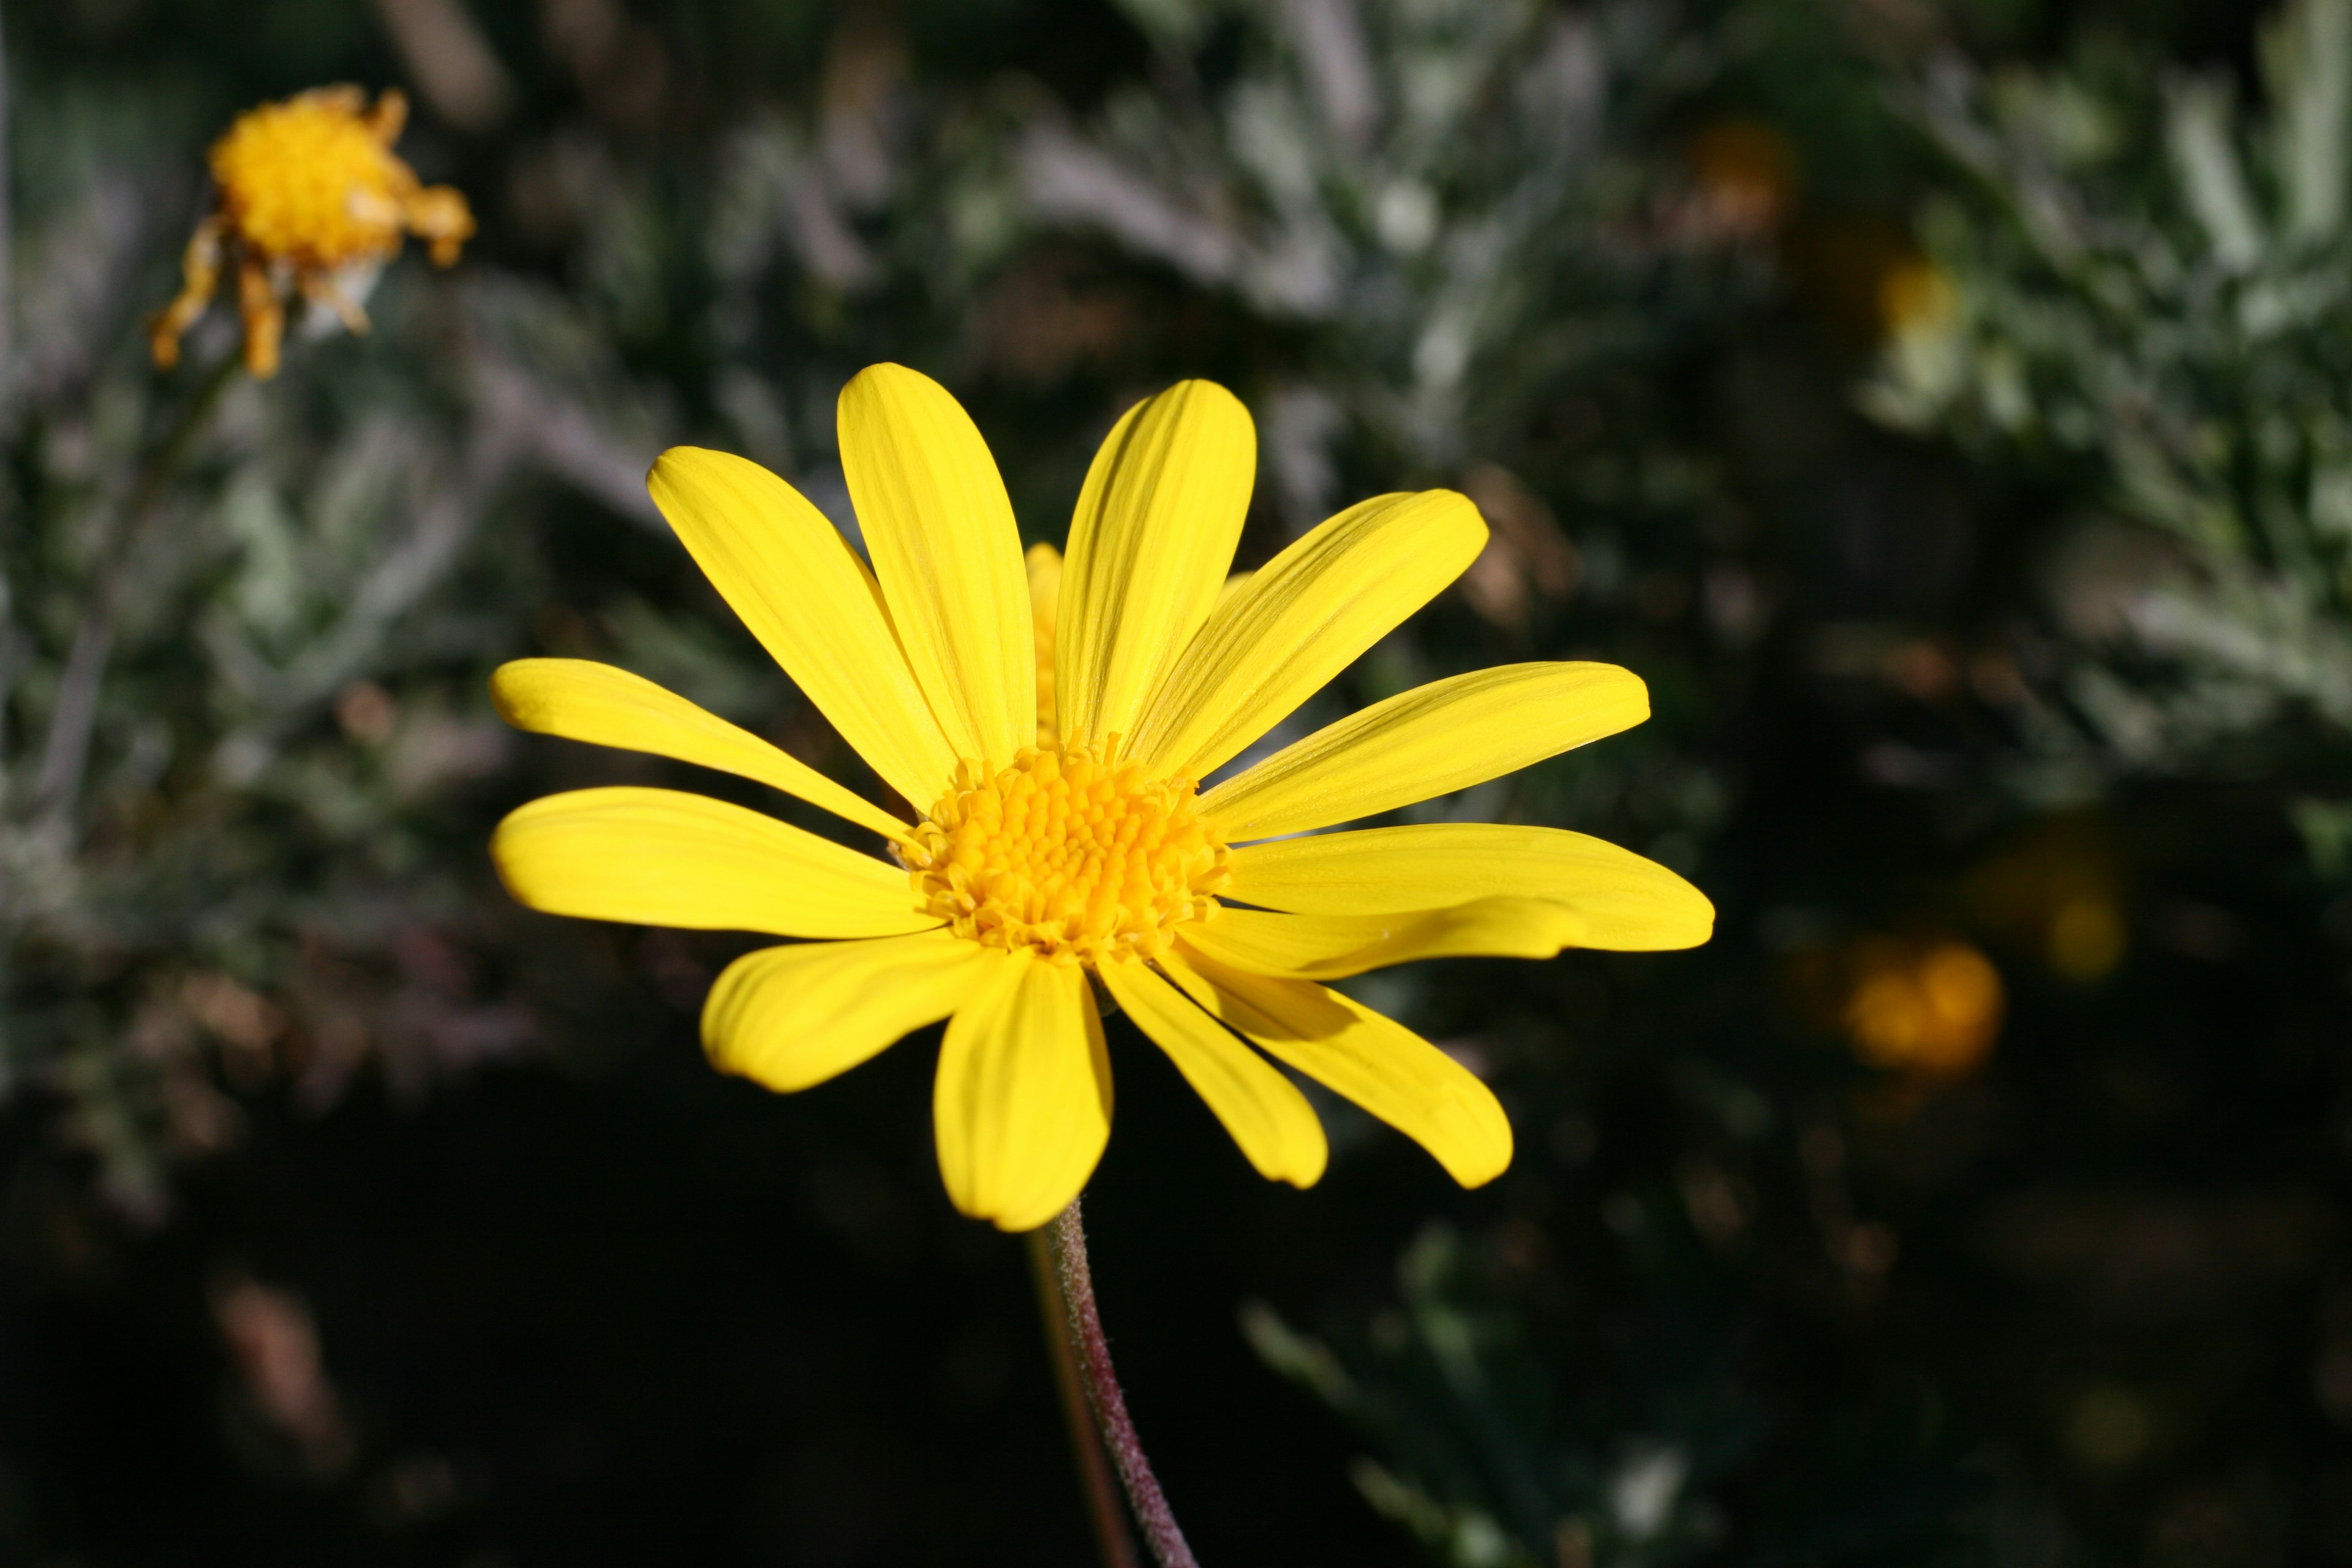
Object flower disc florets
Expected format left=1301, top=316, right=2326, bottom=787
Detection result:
left=907, top=745, right=1229, bottom=965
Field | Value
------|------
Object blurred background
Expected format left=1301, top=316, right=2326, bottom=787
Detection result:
left=3, top=0, right=2350, bottom=1562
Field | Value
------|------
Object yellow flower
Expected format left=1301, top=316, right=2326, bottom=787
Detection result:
left=1841, top=937, right=2003, bottom=1079
left=489, top=367, right=1714, bottom=1229
left=151, top=87, right=475, bottom=379
left=1877, top=257, right=1958, bottom=343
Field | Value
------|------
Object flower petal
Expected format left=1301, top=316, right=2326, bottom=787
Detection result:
left=1179, top=899, right=1588, bottom=981
left=1160, top=945, right=1512, bottom=1186
left=1096, top=958, right=1325, bottom=1186
left=703, top=932, right=1001, bottom=1092
left=1126, top=489, right=1487, bottom=783
left=933, top=951, right=1113, bottom=1231
left=839, top=364, right=1036, bottom=771
left=491, top=658, right=909, bottom=841
left=491, top=786, right=936, bottom=938
left=1200, top=662, right=1648, bottom=840
left=1057, top=382, right=1254, bottom=751
left=1226, top=823, right=1714, bottom=951
left=648, top=447, right=956, bottom=807
left=1027, top=541, right=1063, bottom=745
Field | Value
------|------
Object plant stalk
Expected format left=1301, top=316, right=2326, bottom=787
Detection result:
left=31, top=349, right=239, bottom=814
left=1026, top=1227, right=1140, bottom=1568
left=1044, top=1199, right=1200, bottom=1568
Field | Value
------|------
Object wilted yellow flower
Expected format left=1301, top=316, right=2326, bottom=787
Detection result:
left=1842, top=937, right=2003, bottom=1079
left=151, top=87, right=474, bottom=379
left=489, top=366, right=1714, bottom=1229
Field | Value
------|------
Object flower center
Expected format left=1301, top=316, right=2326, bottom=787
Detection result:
left=907, top=745, right=1229, bottom=965
left=211, top=93, right=411, bottom=270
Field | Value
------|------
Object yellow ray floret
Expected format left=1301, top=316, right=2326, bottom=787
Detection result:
left=1178, top=898, right=1593, bottom=981
left=704, top=932, right=1001, bottom=1093
left=491, top=658, right=910, bottom=842
left=491, top=787, right=936, bottom=940
left=1025, top=543, right=1065, bottom=745
left=152, top=87, right=474, bottom=378
left=933, top=952, right=1114, bottom=1233
left=488, top=363, right=1713, bottom=1229
left=1224, top=824, right=1714, bottom=949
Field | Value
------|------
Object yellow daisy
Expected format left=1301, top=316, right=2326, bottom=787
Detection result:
left=490, top=366, right=1713, bottom=1231
left=151, top=87, right=475, bottom=379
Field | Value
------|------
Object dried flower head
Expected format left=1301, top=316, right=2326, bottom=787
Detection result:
left=151, top=87, right=475, bottom=378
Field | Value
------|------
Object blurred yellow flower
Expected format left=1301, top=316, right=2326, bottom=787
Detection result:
left=151, top=87, right=474, bottom=379
left=1963, top=818, right=2128, bottom=984
left=488, top=365, right=1716, bottom=1229
left=2045, top=895, right=2126, bottom=982
left=1842, top=937, right=2003, bottom=1079
left=1877, top=257, right=1958, bottom=342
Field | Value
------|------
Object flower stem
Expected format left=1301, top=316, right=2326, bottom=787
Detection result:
left=1044, top=1199, right=1201, bottom=1568
left=1025, top=1227, right=1140, bottom=1568
left=32, top=348, right=240, bottom=813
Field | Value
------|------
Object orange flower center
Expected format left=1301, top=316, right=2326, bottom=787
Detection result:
left=907, top=745, right=1229, bottom=965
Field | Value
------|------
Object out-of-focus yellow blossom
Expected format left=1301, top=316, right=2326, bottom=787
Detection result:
left=151, top=87, right=474, bottom=379
left=1864, top=253, right=1972, bottom=428
left=2045, top=896, right=2127, bottom=982
left=1963, top=818, right=2128, bottom=984
left=1841, top=936, right=2004, bottom=1079
left=1877, top=257, right=1958, bottom=343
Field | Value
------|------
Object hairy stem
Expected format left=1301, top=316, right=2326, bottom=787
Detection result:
left=1027, top=1227, right=1140, bottom=1568
left=1045, top=1200, right=1200, bottom=1568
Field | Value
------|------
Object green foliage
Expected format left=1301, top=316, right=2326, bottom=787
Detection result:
left=1867, top=0, right=2352, bottom=790
left=1246, top=1225, right=1741, bottom=1568
left=0, top=186, right=655, bottom=1208
left=1036, top=0, right=1752, bottom=497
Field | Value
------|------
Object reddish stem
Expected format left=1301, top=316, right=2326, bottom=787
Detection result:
left=1046, top=1200, right=1201, bottom=1568
left=1025, top=1227, right=1140, bottom=1568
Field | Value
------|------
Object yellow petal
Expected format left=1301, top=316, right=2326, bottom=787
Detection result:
left=1057, top=382, right=1254, bottom=751
left=1096, top=958, right=1325, bottom=1186
left=1200, top=662, right=1648, bottom=840
left=1126, top=489, right=1487, bottom=782
left=839, top=364, right=1035, bottom=771
left=933, top=951, right=1112, bottom=1231
left=1226, top=823, right=1714, bottom=951
left=491, top=658, right=909, bottom=842
left=1027, top=541, right=1063, bottom=746
left=648, top=447, right=956, bottom=807
left=491, top=786, right=937, bottom=938
left=703, top=932, right=1001, bottom=1092
left=1161, top=945, right=1512, bottom=1186
left=1179, top=899, right=1589, bottom=981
